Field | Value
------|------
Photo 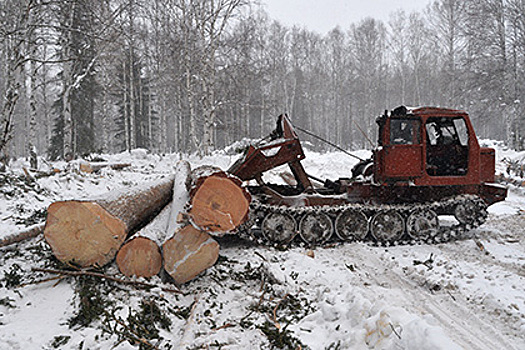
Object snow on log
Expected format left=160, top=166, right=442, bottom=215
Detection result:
left=44, top=175, right=174, bottom=268
left=162, top=225, right=219, bottom=285
left=188, top=166, right=251, bottom=234
left=115, top=204, right=172, bottom=278
left=167, top=160, right=193, bottom=235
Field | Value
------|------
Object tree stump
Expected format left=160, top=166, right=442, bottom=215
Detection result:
left=44, top=176, right=174, bottom=267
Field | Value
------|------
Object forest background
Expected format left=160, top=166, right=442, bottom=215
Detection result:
left=1, top=0, right=524, bottom=163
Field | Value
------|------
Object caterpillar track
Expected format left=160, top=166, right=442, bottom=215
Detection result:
left=238, top=195, right=488, bottom=248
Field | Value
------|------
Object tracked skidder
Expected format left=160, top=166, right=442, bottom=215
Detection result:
left=228, top=106, right=507, bottom=246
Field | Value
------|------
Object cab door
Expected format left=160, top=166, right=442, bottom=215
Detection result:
left=381, top=117, right=423, bottom=179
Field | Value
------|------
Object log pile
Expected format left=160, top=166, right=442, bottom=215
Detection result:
left=42, top=160, right=251, bottom=285
left=44, top=176, right=174, bottom=267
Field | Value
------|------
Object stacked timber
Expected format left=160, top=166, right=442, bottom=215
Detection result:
left=43, top=160, right=251, bottom=284
left=44, top=176, right=174, bottom=268
left=162, top=162, right=250, bottom=284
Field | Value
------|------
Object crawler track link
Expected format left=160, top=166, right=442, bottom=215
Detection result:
left=237, top=195, right=488, bottom=248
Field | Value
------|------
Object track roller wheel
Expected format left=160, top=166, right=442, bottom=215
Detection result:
left=454, top=196, right=488, bottom=229
left=454, top=201, right=476, bottom=225
left=299, top=213, right=333, bottom=245
left=406, top=209, right=439, bottom=241
left=370, top=210, right=405, bottom=243
left=334, top=209, right=368, bottom=241
left=261, top=212, right=297, bottom=245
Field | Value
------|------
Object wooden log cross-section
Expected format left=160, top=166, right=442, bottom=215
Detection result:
left=188, top=166, right=251, bottom=235
left=44, top=175, right=174, bottom=268
left=115, top=205, right=171, bottom=278
left=163, top=225, right=220, bottom=285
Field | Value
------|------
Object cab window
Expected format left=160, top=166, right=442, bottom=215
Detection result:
left=390, top=118, right=421, bottom=145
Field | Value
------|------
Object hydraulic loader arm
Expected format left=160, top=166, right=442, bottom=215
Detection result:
left=228, top=114, right=312, bottom=189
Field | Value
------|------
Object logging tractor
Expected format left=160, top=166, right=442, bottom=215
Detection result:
left=228, top=106, right=507, bottom=246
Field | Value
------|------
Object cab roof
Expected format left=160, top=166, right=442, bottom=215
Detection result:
left=391, top=106, right=467, bottom=117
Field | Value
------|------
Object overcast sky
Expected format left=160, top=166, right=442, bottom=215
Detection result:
left=262, top=0, right=432, bottom=34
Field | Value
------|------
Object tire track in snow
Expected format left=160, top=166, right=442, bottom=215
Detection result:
left=345, top=244, right=523, bottom=350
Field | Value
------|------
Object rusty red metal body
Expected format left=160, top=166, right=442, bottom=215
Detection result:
left=228, top=107, right=507, bottom=209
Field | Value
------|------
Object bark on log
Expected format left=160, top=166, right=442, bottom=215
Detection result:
left=188, top=167, right=251, bottom=234
left=116, top=204, right=172, bottom=278
left=44, top=175, right=174, bottom=268
left=162, top=225, right=219, bottom=285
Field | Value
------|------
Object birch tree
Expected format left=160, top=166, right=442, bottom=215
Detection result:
left=0, top=0, right=36, bottom=166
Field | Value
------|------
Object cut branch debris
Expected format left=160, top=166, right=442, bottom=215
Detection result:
left=31, top=267, right=183, bottom=294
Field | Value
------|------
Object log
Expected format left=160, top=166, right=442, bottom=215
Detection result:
left=167, top=160, right=193, bottom=235
left=115, top=204, right=171, bottom=278
left=0, top=223, right=45, bottom=248
left=162, top=160, right=222, bottom=284
left=162, top=225, right=219, bottom=285
left=79, top=161, right=131, bottom=174
left=188, top=167, right=251, bottom=234
left=44, top=175, right=174, bottom=268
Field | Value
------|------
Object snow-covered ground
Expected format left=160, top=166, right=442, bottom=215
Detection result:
left=1, top=145, right=524, bottom=349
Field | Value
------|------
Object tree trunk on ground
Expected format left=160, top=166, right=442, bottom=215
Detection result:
left=188, top=166, right=251, bottom=234
left=0, top=223, right=45, bottom=248
left=78, top=161, right=131, bottom=173
left=116, top=204, right=171, bottom=278
left=162, top=161, right=236, bottom=285
left=162, top=225, right=219, bottom=285
left=167, top=160, right=192, bottom=234
left=44, top=175, right=174, bottom=267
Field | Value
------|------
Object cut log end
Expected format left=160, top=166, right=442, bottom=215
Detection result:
left=44, top=201, right=127, bottom=267
left=189, top=174, right=250, bottom=233
left=116, top=237, right=162, bottom=278
left=162, top=225, right=219, bottom=285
